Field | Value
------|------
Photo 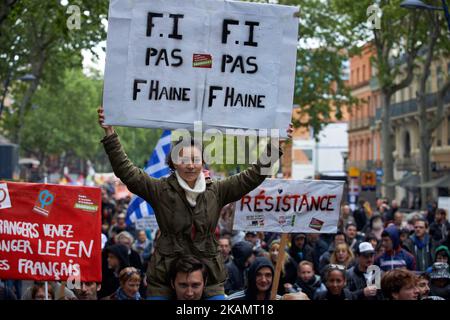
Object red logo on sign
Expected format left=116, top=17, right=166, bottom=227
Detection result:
left=193, top=54, right=212, bottom=68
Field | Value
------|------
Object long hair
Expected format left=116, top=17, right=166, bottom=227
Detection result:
left=269, top=240, right=289, bottom=275
left=330, top=242, right=354, bottom=268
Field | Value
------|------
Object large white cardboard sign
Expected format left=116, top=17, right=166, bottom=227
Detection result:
left=103, top=0, right=299, bottom=133
left=233, top=179, right=345, bottom=233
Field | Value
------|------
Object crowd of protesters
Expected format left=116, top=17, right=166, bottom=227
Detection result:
left=1, top=185, right=449, bottom=301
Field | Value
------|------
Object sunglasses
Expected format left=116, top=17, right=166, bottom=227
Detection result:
left=328, top=264, right=346, bottom=271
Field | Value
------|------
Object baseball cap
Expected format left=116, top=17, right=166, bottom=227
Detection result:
left=117, top=213, right=126, bottom=219
left=358, top=242, right=375, bottom=255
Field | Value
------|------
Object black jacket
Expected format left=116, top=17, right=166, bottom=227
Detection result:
left=228, top=257, right=274, bottom=300
left=99, top=244, right=130, bottom=299
left=288, top=235, right=314, bottom=265
left=225, top=241, right=254, bottom=295
left=430, top=283, right=450, bottom=300
left=429, top=221, right=450, bottom=244
left=275, top=255, right=298, bottom=295
left=292, top=275, right=326, bottom=300
left=346, top=266, right=383, bottom=300
left=314, top=288, right=354, bottom=300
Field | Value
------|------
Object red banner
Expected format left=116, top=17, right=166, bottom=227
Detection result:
left=0, top=182, right=102, bottom=282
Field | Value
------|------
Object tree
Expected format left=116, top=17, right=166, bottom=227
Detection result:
left=0, top=0, right=108, bottom=145
left=331, top=0, right=428, bottom=200
left=247, top=0, right=359, bottom=136
left=18, top=69, right=103, bottom=174
left=414, top=10, right=450, bottom=209
left=16, top=68, right=162, bottom=176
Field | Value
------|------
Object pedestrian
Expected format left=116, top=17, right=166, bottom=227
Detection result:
left=99, top=243, right=130, bottom=299
left=403, top=218, right=433, bottom=271
left=103, top=267, right=142, bottom=300
left=416, top=272, right=445, bottom=300
left=169, top=256, right=208, bottom=300
left=428, top=262, right=450, bottom=299
left=30, top=282, right=54, bottom=300
left=286, top=261, right=326, bottom=299
left=381, top=269, right=419, bottom=300
left=375, top=225, right=416, bottom=271
left=344, top=222, right=362, bottom=253
left=132, top=230, right=153, bottom=264
left=318, top=231, right=347, bottom=274
left=268, top=239, right=297, bottom=294
left=227, top=257, right=280, bottom=300
left=115, top=231, right=144, bottom=272
left=346, top=242, right=382, bottom=300
left=98, top=107, right=292, bottom=299
left=363, top=214, right=384, bottom=241
left=429, top=208, right=450, bottom=247
left=108, top=212, right=136, bottom=239
left=328, top=242, right=355, bottom=271
left=225, top=241, right=255, bottom=295
left=314, top=265, right=354, bottom=300
left=288, top=233, right=314, bottom=265
left=218, top=236, right=233, bottom=264
left=73, top=282, right=102, bottom=300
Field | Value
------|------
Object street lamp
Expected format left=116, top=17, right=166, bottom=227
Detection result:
left=400, top=0, right=450, bottom=33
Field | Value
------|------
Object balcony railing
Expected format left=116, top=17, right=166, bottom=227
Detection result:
left=375, top=91, right=450, bottom=121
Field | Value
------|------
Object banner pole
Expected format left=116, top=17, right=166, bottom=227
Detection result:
left=44, top=281, right=49, bottom=300
left=43, top=174, right=49, bottom=300
left=270, top=233, right=288, bottom=300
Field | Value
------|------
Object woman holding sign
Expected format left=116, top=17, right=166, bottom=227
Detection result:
left=98, top=107, right=293, bottom=300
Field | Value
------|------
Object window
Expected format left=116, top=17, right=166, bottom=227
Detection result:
left=437, top=65, right=444, bottom=89
left=363, top=65, right=366, bottom=82
left=357, top=68, right=360, bottom=84
left=409, top=85, right=414, bottom=100
left=404, top=131, right=411, bottom=158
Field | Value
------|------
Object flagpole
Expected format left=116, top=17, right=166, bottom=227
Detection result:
left=43, top=174, right=49, bottom=301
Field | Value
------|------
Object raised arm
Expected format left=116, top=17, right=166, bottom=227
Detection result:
left=98, top=107, right=160, bottom=205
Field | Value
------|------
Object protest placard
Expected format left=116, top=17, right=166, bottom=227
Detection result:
left=233, top=179, right=345, bottom=234
left=103, top=0, right=299, bottom=133
left=0, top=182, right=102, bottom=282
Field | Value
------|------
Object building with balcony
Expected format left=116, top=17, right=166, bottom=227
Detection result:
left=347, top=43, right=382, bottom=206
left=374, top=59, right=450, bottom=202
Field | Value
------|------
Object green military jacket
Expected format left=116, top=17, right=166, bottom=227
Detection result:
left=102, top=132, right=281, bottom=298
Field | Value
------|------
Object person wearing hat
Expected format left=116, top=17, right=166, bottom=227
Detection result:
left=228, top=257, right=280, bottom=300
left=289, top=233, right=314, bottom=265
left=375, top=225, right=416, bottom=271
left=224, top=241, right=256, bottom=295
left=346, top=242, right=383, bottom=300
left=426, top=245, right=450, bottom=273
left=429, top=262, right=450, bottom=299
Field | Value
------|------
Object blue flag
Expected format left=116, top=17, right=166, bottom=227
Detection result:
left=126, top=130, right=171, bottom=226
